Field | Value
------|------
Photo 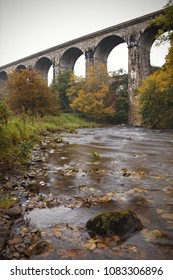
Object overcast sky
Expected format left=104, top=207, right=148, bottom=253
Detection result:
left=0, top=0, right=170, bottom=76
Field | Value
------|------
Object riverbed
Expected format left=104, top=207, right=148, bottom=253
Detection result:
left=26, top=127, right=173, bottom=259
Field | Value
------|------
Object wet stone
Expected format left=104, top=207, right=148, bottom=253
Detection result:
left=25, top=239, right=50, bottom=256
left=86, top=210, right=143, bottom=237
left=6, top=205, right=22, bottom=219
left=0, top=226, right=10, bottom=251
left=27, top=183, right=40, bottom=193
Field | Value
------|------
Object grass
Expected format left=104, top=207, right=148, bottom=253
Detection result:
left=41, top=113, right=97, bottom=132
left=0, top=194, right=17, bottom=209
left=0, top=113, right=99, bottom=173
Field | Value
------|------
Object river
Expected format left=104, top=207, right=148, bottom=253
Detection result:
left=26, top=127, right=173, bottom=259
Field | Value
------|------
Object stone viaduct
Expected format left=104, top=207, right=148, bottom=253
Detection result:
left=0, top=9, right=165, bottom=125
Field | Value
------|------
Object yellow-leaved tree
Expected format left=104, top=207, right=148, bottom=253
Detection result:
left=67, top=64, right=116, bottom=121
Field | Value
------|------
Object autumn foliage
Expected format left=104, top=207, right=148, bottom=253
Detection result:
left=67, top=65, right=116, bottom=121
left=6, top=69, right=59, bottom=116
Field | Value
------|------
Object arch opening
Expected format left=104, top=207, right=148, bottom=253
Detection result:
left=15, top=64, right=26, bottom=72
left=139, top=25, right=159, bottom=51
left=74, top=53, right=85, bottom=77
left=48, top=65, right=54, bottom=86
left=94, top=35, right=125, bottom=63
left=150, top=32, right=170, bottom=68
left=0, top=71, right=8, bottom=89
left=35, top=57, right=53, bottom=79
left=60, top=47, right=83, bottom=72
left=139, top=26, right=171, bottom=68
left=107, top=43, right=128, bottom=75
left=0, top=71, right=8, bottom=81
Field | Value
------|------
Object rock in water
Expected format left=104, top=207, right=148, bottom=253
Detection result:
left=25, top=239, right=50, bottom=256
left=86, top=210, right=143, bottom=237
left=6, top=205, right=22, bottom=218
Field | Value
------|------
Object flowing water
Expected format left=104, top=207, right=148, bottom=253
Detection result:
left=26, top=127, right=173, bottom=259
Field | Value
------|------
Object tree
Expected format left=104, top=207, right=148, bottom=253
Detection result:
left=6, top=69, right=59, bottom=116
left=51, top=70, right=72, bottom=110
left=139, top=1, right=173, bottom=128
left=150, top=1, right=173, bottom=44
left=67, top=64, right=116, bottom=121
left=112, top=74, right=129, bottom=124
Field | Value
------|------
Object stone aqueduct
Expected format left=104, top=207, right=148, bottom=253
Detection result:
left=0, top=9, right=165, bottom=125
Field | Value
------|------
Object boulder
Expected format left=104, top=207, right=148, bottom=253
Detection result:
left=25, top=239, right=50, bottom=256
left=6, top=205, right=22, bottom=218
left=28, top=182, right=40, bottom=193
left=86, top=210, right=143, bottom=237
left=0, top=226, right=10, bottom=251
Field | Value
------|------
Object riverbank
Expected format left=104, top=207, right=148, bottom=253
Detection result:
left=0, top=113, right=99, bottom=174
left=0, top=113, right=100, bottom=259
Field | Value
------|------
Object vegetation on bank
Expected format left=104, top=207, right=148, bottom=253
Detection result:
left=51, top=65, right=129, bottom=123
left=0, top=113, right=98, bottom=174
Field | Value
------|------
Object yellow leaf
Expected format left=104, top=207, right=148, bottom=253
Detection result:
left=161, top=213, right=173, bottom=219
left=53, top=229, right=62, bottom=237
left=89, top=243, right=96, bottom=250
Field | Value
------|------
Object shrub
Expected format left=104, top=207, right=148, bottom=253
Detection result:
left=6, top=69, right=59, bottom=116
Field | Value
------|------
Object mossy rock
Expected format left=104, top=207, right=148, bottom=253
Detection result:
left=28, top=183, right=40, bottom=193
left=86, top=210, right=143, bottom=237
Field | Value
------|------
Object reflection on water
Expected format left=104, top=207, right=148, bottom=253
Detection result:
left=27, top=127, right=173, bottom=259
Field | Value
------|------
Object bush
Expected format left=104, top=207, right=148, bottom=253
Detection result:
left=6, top=69, right=59, bottom=116
left=0, top=118, right=38, bottom=173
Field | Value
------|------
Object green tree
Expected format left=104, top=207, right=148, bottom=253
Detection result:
left=150, top=1, right=173, bottom=43
left=108, top=73, right=129, bottom=123
left=51, top=70, right=72, bottom=110
left=6, top=69, right=59, bottom=116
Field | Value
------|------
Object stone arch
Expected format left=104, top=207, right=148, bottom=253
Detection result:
left=139, top=25, right=159, bottom=51
left=138, top=25, right=170, bottom=79
left=94, top=35, right=126, bottom=64
left=59, top=47, right=83, bottom=72
left=139, top=25, right=171, bottom=69
left=0, top=71, right=8, bottom=87
left=0, top=71, right=8, bottom=81
left=15, top=64, right=27, bottom=72
left=35, top=57, right=53, bottom=78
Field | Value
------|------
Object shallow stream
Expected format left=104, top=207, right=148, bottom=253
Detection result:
left=26, top=127, right=173, bottom=259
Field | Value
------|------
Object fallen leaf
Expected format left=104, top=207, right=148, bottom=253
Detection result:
left=66, top=249, right=79, bottom=257
left=53, top=229, right=62, bottom=237
left=161, top=213, right=173, bottom=219
left=152, top=229, right=164, bottom=237
left=133, top=188, right=147, bottom=193
left=97, top=243, right=107, bottom=249
left=89, top=243, right=96, bottom=250
left=96, top=192, right=113, bottom=203
left=89, top=187, right=95, bottom=192
left=156, top=208, right=165, bottom=214
left=79, top=185, right=87, bottom=190
left=128, top=245, right=138, bottom=252
left=163, top=187, right=173, bottom=194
